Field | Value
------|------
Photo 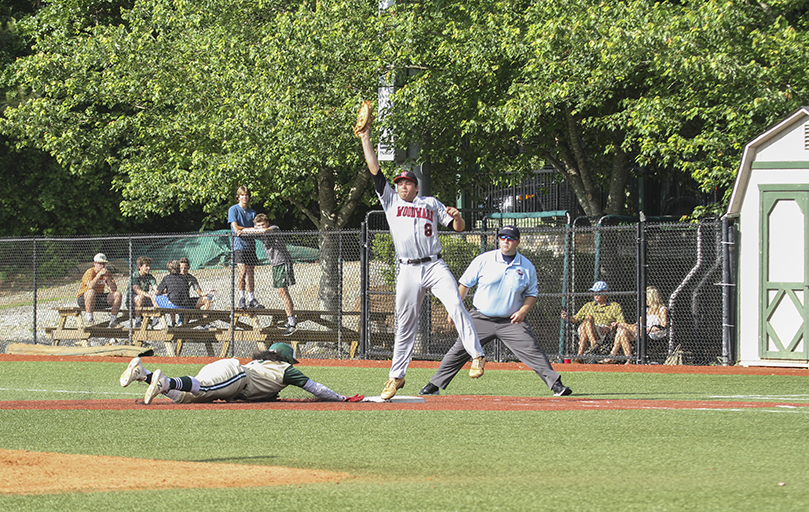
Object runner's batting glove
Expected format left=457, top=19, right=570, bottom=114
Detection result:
left=344, top=394, right=364, bottom=402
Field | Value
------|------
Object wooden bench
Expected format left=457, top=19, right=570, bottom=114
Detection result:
left=46, top=307, right=131, bottom=347
left=137, top=308, right=232, bottom=357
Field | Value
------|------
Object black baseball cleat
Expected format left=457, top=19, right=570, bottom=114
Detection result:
left=551, top=379, right=572, bottom=397
left=419, top=382, right=440, bottom=395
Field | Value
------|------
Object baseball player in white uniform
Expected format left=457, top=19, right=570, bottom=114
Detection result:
left=119, top=343, right=363, bottom=404
left=358, top=122, right=486, bottom=400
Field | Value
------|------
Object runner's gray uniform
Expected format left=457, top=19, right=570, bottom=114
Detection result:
left=165, top=358, right=345, bottom=403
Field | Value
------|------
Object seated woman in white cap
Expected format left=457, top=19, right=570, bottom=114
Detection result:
left=76, top=253, right=123, bottom=326
left=561, top=281, right=625, bottom=361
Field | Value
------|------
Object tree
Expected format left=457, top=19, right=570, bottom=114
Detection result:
left=380, top=0, right=809, bottom=218
left=2, top=0, right=385, bottom=304
left=1, top=0, right=213, bottom=235
left=626, top=0, right=809, bottom=216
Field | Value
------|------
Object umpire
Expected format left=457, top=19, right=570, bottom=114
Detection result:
left=420, top=225, right=572, bottom=397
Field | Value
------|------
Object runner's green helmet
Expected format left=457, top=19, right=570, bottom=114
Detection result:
left=269, top=342, right=299, bottom=364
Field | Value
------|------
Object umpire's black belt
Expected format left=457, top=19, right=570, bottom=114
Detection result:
left=399, top=253, right=442, bottom=265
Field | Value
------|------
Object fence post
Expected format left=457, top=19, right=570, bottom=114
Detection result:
left=337, top=230, right=344, bottom=358
left=33, top=238, right=37, bottom=344
left=558, top=216, right=573, bottom=357
left=229, top=233, right=235, bottom=357
left=721, top=216, right=735, bottom=366
left=360, top=222, right=368, bottom=359
left=637, top=213, right=648, bottom=364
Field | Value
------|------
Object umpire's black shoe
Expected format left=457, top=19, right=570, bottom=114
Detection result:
left=419, top=382, right=440, bottom=396
left=551, top=379, right=572, bottom=397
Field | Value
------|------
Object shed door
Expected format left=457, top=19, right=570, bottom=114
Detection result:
left=760, top=187, right=809, bottom=360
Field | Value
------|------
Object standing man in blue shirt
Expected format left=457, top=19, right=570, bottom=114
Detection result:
left=420, top=225, right=572, bottom=397
left=228, top=185, right=264, bottom=309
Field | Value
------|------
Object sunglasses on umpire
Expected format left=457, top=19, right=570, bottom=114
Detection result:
left=499, top=235, right=518, bottom=241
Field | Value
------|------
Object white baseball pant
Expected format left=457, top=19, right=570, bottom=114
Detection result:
left=390, top=259, right=483, bottom=379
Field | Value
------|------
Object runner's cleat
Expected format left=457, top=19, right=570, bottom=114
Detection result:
left=120, top=357, right=146, bottom=387
left=144, top=369, right=167, bottom=405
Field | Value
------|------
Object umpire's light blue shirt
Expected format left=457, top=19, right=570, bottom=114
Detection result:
left=459, top=249, right=538, bottom=318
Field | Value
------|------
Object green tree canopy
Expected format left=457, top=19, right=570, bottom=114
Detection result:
left=3, top=0, right=381, bottom=230
left=382, top=0, right=809, bottom=217
left=4, top=0, right=809, bottom=228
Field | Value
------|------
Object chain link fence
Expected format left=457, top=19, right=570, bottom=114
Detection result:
left=1, top=216, right=731, bottom=364
left=0, top=230, right=362, bottom=358
left=363, top=211, right=730, bottom=365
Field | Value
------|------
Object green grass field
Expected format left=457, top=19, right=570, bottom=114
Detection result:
left=1, top=360, right=809, bottom=511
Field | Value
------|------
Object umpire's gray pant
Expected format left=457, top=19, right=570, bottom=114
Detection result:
left=430, top=309, right=561, bottom=391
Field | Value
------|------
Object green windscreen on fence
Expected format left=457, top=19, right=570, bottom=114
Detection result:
left=132, top=230, right=319, bottom=271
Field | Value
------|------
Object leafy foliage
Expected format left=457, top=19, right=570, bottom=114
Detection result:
left=3, top=0, right=809, bottom=233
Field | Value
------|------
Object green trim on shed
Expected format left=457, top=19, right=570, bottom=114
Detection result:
left=751, top=161, right=809, bottom=169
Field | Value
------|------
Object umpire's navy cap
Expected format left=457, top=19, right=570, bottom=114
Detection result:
left=393, top=170, right=418, bottom=184
left=498, top=225, right=521, bottom=239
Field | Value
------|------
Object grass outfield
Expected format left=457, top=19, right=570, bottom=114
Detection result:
left=1, top=360, right=809, bottom=511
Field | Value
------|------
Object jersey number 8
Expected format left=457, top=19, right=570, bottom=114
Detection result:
left=424, top=223, right=433, bottom=237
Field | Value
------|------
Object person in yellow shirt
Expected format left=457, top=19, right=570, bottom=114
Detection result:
left=561, top=281, right=625, bottom=360
left=77, top=253, right=123, bottom=326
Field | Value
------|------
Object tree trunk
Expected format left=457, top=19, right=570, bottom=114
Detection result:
left=605, top=140, right=630, bottom=216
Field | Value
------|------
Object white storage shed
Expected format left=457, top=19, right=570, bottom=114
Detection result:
left=727, top=107, right=809, bottom=367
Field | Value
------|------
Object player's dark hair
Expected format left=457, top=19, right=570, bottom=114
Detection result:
left=252, top=350, right=285, bottom=362
left=136, top=256, right=152, bottom=267
left=179, top=257, right=190, bottom=265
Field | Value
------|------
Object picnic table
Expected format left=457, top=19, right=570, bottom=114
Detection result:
left=45, top=307, right=131, bottom=347
left=46, top=306, right=360, bottom=358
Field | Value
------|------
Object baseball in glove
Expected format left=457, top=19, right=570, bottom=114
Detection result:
left=352, top=100, right=374, bottom=136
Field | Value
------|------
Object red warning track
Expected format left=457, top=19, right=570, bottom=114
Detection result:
left=2, top=354, right=808, bottom=412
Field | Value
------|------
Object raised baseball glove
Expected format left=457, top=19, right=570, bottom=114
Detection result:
left=353, top=100, right=373, bottom=136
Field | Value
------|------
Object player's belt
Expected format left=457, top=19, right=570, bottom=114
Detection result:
left=399, top=253, right=442, bottom=265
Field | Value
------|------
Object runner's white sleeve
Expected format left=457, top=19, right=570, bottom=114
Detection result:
left=302, top=379, right=346, bottom=401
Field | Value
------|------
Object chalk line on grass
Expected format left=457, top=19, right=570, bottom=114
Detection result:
left=0, top=387, right=142, bottom=396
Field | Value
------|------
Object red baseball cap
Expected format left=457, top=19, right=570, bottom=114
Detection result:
left=393, top=171, right=418, bottom=184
